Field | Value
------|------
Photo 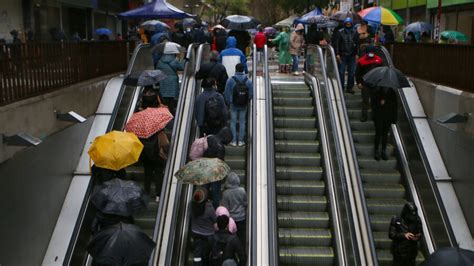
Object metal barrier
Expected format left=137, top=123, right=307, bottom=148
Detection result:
left=0, top=41, right=135, bottom=106
left=385, top=42, right=474, bottom=93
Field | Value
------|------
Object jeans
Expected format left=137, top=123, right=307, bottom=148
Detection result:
left=192, top=232, right=213, bottom=266
left=338, top=55, right=356, bottom=90
left=291, top=54, right=299, bottom=72
left=230, top=106, right=247, bottom=143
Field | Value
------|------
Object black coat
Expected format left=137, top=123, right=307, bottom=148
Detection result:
left=305, top=27, right=323, bottom=45
left=335, top=27, right=359, bottom=57
left=195, top=61, right=229, bottom=94
left=203, top=135, right=225, bottom=160
left=228, top=30, right=250, bottom=54
left=389, top=216, right=422, bottom=259
left=213, top=230, right=247, bottom=266
left=371, top=87, right=398, bottom=124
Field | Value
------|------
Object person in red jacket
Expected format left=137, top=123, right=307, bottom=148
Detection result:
left=355, top=47, right=383, bottom=122
left=254, top=27, right=267, bottom=62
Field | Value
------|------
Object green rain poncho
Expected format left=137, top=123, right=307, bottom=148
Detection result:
left=272, top=31, right=292, bottom=65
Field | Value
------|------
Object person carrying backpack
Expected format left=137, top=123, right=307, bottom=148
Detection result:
left=210, top=215, right=246, bottom=266
left=191, top=187, right=217, bottom=266
left=195, top=77, right=228, bottom=136
left=224, top=63, right=253, bottom=146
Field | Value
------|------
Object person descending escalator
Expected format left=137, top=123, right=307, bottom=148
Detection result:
left=194, top=77, right=228, bottom=136
left=355, top=46, right=383, bottom=122
left=210, top=215, right=247, bottom=266
left=214, top=206, right=238, bottom=234
left=224, top=63, right=253, bottom=147
left=389, top=202, right=422, bottom=266
left=371, top=86, right=397, bottom=161
left=335, top=17, right=360, bottom=94
left=191, top=187, right=217, bottom=266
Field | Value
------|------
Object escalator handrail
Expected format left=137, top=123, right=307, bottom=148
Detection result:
left=323, top=44, right=378, bottom=265
left=64, top=43, right=151, bottom=265
left=378, top=45, right=456, bottom=249
left=303, top=70, right=347, bottom=265
left=264, top=44, right=279, bottom=266
left=248, top=44, right=258, bottom=265
left=151, top=43, right=200, bottom=265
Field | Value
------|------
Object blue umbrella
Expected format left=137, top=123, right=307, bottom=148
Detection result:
left=294, top=7, right=323, bottom=24
left=141, top=20, right=170, bottom=32
left=95, top=28, right=112, bottom=35
left=405, top=21, right=432, bottom=34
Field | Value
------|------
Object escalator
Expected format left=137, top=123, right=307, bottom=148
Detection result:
left=271, top=77, right=334, bottom=265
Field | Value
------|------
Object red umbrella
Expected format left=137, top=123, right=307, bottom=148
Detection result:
left=125, top=107, right=173, bottom=139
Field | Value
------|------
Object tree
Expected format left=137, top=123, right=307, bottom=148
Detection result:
left=275, top=0, right=329, bottom=15
left=203, top=0, right=250, bottom=24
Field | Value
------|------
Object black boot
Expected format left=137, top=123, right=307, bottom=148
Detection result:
left=360, top=110, right=368, bottom=122
left=381, top=149, right=388, bottom=160
left=374, top=148, right=381, bottom=161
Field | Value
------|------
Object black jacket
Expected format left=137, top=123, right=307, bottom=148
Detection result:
left=305, top=27, right=323, bottom=45
left=204, top=135, right=225, bottom=160
left=371, top=87, right=398, bottom=124
left=336, top=27, right=359, bottom=57
left=389, top=216, right=422, bottom=259
left=215, top=30, right=228, bottom=52
left=228, top=30, right=250, bottom=54
left=214, top=230, right=247, bottom=266
left=195, top=61, right=229, bottom=94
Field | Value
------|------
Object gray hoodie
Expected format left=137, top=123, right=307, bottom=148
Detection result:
left=221, top=172, right=247, bottom=222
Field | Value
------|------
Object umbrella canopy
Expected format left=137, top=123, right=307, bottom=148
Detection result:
left=141, top=19, right=170, bottom=32
left=441, top=31, right=469, bottom=42
left=247, top=28, right=257, bottom=36
left=358, top=7, right=404, bottom=25
left=330, top=11, right=363, bottom=24
left=175, top=158, right=230, bottom=185
left=87, top=222, right=155, bottom=265
left=91, top=178, right=147, bottom=217
left=220, top=15, right=260, bottom=31
left=211, top=24, right=226, bottom=30
left=421, top=247, right=474, bottom=266
left=118, top=0, right=194, bottom=19
left=264, top=27, right=277, bottom=36
left=163, top=41, right=184, bottom=54
left=175, top=18, right=197, bottom=29
left=275, top=15, right=299, bottom=27
left=405, top=21, right=432, bottom=34
left=294, top=7, right=323, bottom=24
left=363, top=66, right=410, bottom=89
left=125, top=107, right=173, bottom=139
left=88, top=131, right=143, bottom=171
left=124, top=70, right=168, bottom=87
left=95, top=28, right=112, bottom=35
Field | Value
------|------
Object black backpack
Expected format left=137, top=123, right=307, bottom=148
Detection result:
left=205, top=93, right=224, bottom=127
left=139, top=133, right=160, bottom=162
left=210, top=234, right=235, bottom=266
left=232, top=77, right=249, bottom=107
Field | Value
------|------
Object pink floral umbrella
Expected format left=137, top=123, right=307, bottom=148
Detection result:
left=125, top=107, right=173, bottom=139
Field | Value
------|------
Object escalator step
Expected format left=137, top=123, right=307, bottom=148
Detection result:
left=224, top=156, right=245, bottom=169
left=376, top=249, right=425, bottom=266
left=370, top=214, right=393, bottom=231
left=274, top=117, right=317, bottom=128
left=273, top=91, right=311, bottom=98
left=373, top=231, right=392, bottom=249
left=275, top=140, right=319, bottom=153
left=355, top=143, right=395, bottom=157
left=274, top=128, right=318, bottom=140
left=275, top=153, right=321, bottom=166
left=278, top=211, right=330, bottom=228
left=225, top=145, right=246, bottom=157
left=273, top=107, right=315, bottom=117
left=276, top=166, right=323, bottom=180
left=273, top=97, right=313, bottom=106
left=279, top=228, right=332, bottom=246
left=276, top=180, right=325, bottom=195
left=366, top=199, right=406, bottom=214
left=352, top=131, right=375, bottom=143
left=360, top=170, right=401, bottom=183
left=277, top=195, right=327, bottom=211
left=363, top=184, right=406, bottom=198
left=273, top=86, right=309, bottom=91
left=279, top=246, right=334, bottom=265
left=358, top=156, right=398, bottom=170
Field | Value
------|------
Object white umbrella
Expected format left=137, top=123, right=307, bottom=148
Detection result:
left=163, top=41, right=184, bottom=54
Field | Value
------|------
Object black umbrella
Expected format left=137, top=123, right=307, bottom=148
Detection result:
left=220, top=15, right=260, bottom=31
left=330, top=11, right=363, bottom=24
left=124, top=70, right=167, bottom=86
left=91, top=178, right=148, bottom=217
left=87, top=222, right=156, bottom=265
left=175, top=18, right=197, bottom=29
left=421, top=247, right=474, bottom=266
left=362, top=66, right=410, bottom=89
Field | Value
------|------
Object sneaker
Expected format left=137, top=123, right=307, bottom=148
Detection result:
left=155, top=196, right=160, bottom=203
left=230, top=141, right=237, bottom=147
left=238, top=141, right=245, bottom=147
left=293, top=71, right=300, bottom=76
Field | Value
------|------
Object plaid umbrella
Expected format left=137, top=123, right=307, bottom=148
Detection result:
left=175, top=158, right=230, bottom=185
left=125, top=107, right=173, bottom=139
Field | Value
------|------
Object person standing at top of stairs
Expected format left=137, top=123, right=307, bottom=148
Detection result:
left=335, top=17, right=360, bottom=94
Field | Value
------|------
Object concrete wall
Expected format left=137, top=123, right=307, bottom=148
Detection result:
left=411, top=77, right=474, bottom=233
left=0, top=118, right=93, bottom=266
left=0, top=73, right=118, bottom=164
left=0, top=0, right=23, bottom=41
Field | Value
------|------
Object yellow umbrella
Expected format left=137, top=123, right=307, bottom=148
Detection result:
left=88, top=131, right=143, bottom=171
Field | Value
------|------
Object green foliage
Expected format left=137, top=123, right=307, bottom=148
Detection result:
left=274, top=0, right=329, bottom=15
left=204, top=0, right=250, bottom=24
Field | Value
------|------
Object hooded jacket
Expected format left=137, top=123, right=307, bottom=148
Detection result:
left=219, top=37, right=248, bottom=77
left=214, top=229, right=247, bottom=266
left=389, top=203, right=422, bottom=259
left=204, top=127, right=233, bottom=160
left=194, top=86, right=228, bottom=128
left=195, top=60, right=229, bottom=93
left=221, top=172, right=247, bottom=222
left=224, top=72, right=253, bottom=107
left=214, top=206, right=237, bottom=234
left=335, top=26, right=359, bottom=57
left=355, top=54, right=383, bottom=84
left=156, top=54, right=184, bottom=99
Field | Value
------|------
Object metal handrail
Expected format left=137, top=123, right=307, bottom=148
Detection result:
left=151, top=43, right=200, bottom=265
left=304, top=71, right=347, bottom=265
left=323, top=45, right=378, bottom=265
left=264, top=45, right=279, bottom=266
left=378, top=45, right=456, bottom=250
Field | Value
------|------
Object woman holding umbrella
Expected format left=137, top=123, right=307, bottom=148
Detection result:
left=270, top=26, right=292, bottom=73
